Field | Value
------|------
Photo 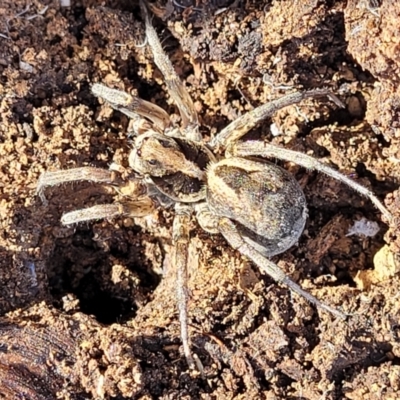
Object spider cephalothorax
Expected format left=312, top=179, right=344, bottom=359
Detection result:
left=38, top=0, right=393, bottom=371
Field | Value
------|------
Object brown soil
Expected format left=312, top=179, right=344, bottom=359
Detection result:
left=1, top=0, right=400, bottom=399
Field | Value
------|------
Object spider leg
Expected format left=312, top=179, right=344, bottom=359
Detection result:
left=37, top=167, right=116, bottom=204
left=91, top=83, right=171, bottom=132
left=173, top=203, right=199, bottom=370
left=139, top=0, right=200, bottom=139
left=232, top=140, right=393, bottom=222
left=209, top=89, right=344, bottom=151
left=216, top=217, right=347, bottom=319
left=195, top=205, right=347, bottom=318
left=37, top=166, right=155, bottom=224
left=60, top=198, right=155, bottom=225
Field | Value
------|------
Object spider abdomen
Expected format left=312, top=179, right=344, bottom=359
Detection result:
left=207, top=157, right=307, bottom=257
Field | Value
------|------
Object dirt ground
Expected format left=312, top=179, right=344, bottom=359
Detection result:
left=1, top=0, right=400, bottom=399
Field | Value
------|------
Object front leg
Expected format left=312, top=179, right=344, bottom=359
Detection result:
left=37, top=167, right=116, bottom=204
left=37, top=166, right=155, bottom=224
left=60, top=197, right=155, bottom=225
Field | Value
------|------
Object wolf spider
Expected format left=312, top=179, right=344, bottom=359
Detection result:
left=38, top=1, right=392, bottom=370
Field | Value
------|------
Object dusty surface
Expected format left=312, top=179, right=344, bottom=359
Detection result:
left=1, top=0, right=400, bottom=399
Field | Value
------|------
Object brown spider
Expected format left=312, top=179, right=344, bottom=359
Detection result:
left=37, top=1, right=392, bottom=370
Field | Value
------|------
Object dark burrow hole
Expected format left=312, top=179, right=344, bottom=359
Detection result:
left=48, top=227, right=161, bottom=324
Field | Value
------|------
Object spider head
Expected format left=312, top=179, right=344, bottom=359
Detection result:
left=129, top=132, right=214, bottom=203
left=129, top=131, right=205, bottom=179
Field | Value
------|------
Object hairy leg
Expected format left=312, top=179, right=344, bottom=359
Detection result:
left=60, top=198, right=155, bottom=225
left=209, top=89, right=344, bottom=150
left=139, top=0, right=200, bottom=139
left=232, top=140, right=392, bottom=222
left=217, top=217, right=347, bottom=319
left=37, top=167, right=116, bottom=204
left=37, top=166, right=155, bottom=224
left=91, top=83, right=170, bottom=132
left=173, top=203, right=198, bottom=370
left=195, top=205, right=346, bottom=318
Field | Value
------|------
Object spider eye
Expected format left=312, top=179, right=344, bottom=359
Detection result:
left=159, top=139, right=172, bottom=148
left=147, top=159, right=158, bottom=166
